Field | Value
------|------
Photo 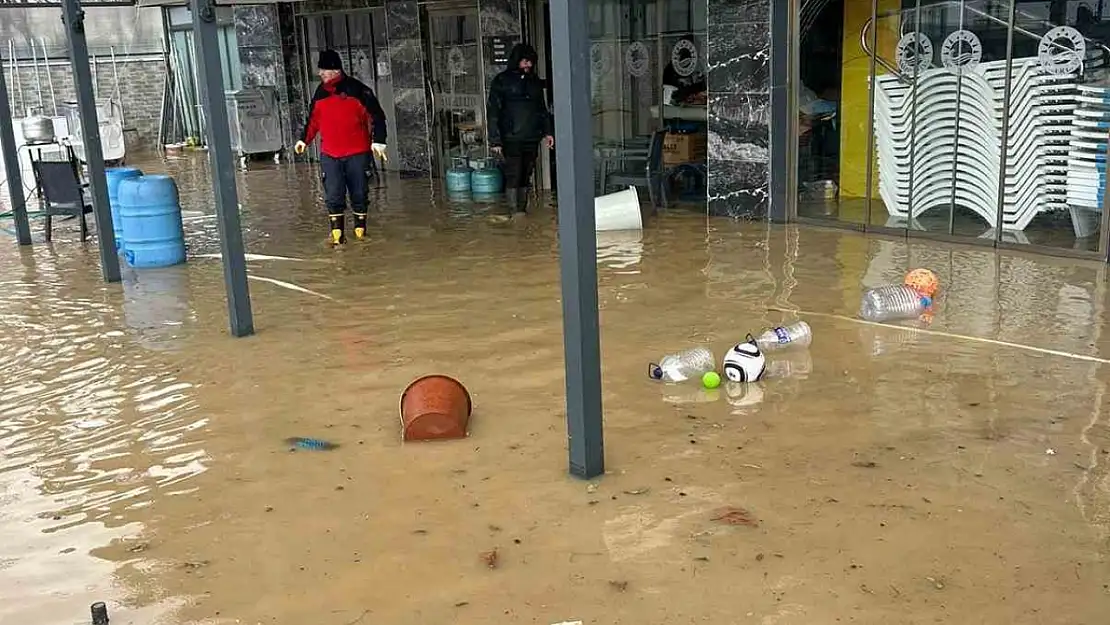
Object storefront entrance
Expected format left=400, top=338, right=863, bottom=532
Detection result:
left=297, top=8, right=392, bottom=163
left=795, top=0, right=1110, bottom=258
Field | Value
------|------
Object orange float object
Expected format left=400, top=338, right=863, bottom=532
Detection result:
left=904, top=268, right=939, bottom=298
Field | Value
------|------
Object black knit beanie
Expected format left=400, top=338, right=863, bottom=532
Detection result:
left=318, top=50, right=343, bottom=71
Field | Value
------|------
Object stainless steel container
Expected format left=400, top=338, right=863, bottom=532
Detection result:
left=20, top=109, right=55, bottom=144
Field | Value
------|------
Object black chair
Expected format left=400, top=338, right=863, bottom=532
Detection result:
left=598, top=129, right=669, bottom=208
left=33, top=159, right=91, bottom=242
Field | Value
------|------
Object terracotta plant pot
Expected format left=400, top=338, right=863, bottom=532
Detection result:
left=400, top=375, right=472, bottom=442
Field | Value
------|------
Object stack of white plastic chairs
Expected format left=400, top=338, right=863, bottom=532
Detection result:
left=874, top=57, right=1078, bottom=232
left=1065, top=84, right=1110, bottom=235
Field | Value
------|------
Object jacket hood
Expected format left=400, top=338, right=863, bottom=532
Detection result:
left=507, top=43, right=539, bottom=68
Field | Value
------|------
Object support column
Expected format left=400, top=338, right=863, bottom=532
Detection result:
left=0, top=52, right=31, bottom=245
left=61, top=0, right=120, bottom=282
left=550, top=0, right=604, bottom=479
left=706, top=0, right=772, bottom=218
left=192, top=0, right=254, bottom=337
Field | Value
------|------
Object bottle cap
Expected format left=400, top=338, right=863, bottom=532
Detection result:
left=648, top=363, right=663, bottom=380
left=920, top=295, right=933, bottom=307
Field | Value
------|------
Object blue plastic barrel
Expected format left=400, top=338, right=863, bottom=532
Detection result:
left=446, top=165, right=472, bottom=194
left=471, top=165, right=503, bottom=194
left=105, top=167, right=142, bottom=252
left=118, top=175, right=186, bottom=268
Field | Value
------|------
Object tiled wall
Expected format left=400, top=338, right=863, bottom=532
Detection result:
left=3, top=57, right=165, bottom=151
left=706, top=0, right=771, bottom=217
left=234, top=5, right=294, bottom=149
left=385, top=0, right=431, bottom=174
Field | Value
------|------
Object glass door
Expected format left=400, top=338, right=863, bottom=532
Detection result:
left=299, top=11, right=387, bottom=161
left=425, top=7, right=483, bottom=179
left=830, top=0, right=1110, bottom=258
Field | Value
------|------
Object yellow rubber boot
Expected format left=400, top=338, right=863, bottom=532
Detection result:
left=328, top=213, right=346, bottom=245
left=353, top=213, right=367, bottom=240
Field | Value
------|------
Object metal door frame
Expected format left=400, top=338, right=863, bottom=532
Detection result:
left=296, top=9, right=382, bottom=162
left=424, top=4, right=486, bottom=180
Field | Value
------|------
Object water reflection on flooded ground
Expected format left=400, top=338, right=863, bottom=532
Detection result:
left=2, top=153, right=1110, bottom=624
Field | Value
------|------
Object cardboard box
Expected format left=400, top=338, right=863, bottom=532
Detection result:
left=662, top=132, right=706, bottom=166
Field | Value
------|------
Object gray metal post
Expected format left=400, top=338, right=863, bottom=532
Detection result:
left=550, top=0, right=604, bottom=479
left=0, top=51, right=32, bottom=245
left=191, top=0, right=253, bottom=337
left=61, top=0, right=120, bottom=282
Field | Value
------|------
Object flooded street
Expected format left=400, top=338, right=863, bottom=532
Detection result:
left=2, top=154, right=1110, bottom=625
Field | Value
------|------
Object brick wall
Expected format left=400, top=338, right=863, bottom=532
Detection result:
left=2, top=54, right=167, bottom=155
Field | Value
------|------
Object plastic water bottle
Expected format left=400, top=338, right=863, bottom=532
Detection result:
left=859, top=285, right=932, bottom=322
left=649, top=346, right=716, bottom=382
left=755, top=321, right=812, bottom=351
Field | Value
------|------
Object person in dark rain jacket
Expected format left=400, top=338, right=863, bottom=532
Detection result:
left=487, top=43, right=554, bottom=215
left=295, top=50, right=388, bottom=245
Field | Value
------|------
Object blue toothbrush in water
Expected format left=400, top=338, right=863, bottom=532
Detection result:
left=285, top=437, right=339, bottom=451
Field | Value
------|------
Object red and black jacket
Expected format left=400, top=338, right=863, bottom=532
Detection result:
left=302, top=74, right=388, bottom=158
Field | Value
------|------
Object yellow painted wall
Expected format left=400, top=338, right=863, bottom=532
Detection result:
left=839, top=0, right=901, bottom=200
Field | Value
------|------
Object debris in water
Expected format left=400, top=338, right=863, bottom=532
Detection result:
left=551, top=621, right=584, bottom=625
left=195, top=252, right=309, bottom=262
left=480, top=548, right=499, bottom=569
left=285, top=437, right=339, bottom=451
left=925, top=576, right=945, bottom=590
left=586, top=483, right=598, bottom=494
left=1045, top=448, right=1056, bottom=455
left=711, top=506, right=759, bottom=527
left=248, top=275, right=335, bottom=300
left=454, top=601, right=469, bottom=607
left=623, top=487, right=650, bottom=495
left=608, top=580, right=629, bottom=592
left=851, top=460, right=878, bottom=468
left=91, top=602, right=109, bottom=625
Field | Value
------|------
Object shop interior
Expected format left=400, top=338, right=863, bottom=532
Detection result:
left=797, top=0, right=1110, bottom=257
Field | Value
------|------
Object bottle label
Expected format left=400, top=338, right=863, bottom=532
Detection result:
left=774, top=327, right=790, bottom=343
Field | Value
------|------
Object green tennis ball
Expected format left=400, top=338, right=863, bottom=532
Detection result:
left=702, top=371, right=722, bottom=389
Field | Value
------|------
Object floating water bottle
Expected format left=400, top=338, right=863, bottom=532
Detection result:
left=649, top=346, right=715, bottom=383
left=859, top=285, right=932, bottom=322
left=755, top=321, right=812, bottom=352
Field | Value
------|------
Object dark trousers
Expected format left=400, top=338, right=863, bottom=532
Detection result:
left=502, top=142, right=539, bottom=191
left=320, top=152, right=370, bottom=215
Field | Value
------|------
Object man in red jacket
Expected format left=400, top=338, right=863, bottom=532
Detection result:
left=295, top=50, right=388, bottom=245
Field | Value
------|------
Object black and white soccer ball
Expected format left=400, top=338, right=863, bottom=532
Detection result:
left=722, top=337, right=766, bottom=382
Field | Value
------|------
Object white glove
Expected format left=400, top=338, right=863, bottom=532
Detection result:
left=371, top=143, right=388, bottom=161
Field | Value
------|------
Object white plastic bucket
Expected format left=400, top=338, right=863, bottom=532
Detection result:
left=594, top=186, right=643, bottom=232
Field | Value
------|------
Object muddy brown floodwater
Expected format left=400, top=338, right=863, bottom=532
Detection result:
left=2, top=153, right=1110, bottom=625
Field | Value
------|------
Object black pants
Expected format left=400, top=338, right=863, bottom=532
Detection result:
left=502, top=142, right=539, bottom=191
left=320, top=152, right=370, bottom=215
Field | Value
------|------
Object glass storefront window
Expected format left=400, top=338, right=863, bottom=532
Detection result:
left=590, top=0, right=707, bottom=204
left=796, top=0, right=1110, bottom=258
